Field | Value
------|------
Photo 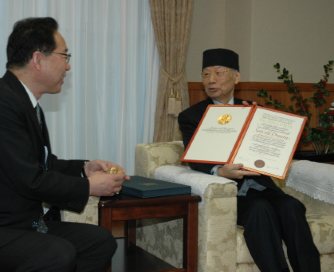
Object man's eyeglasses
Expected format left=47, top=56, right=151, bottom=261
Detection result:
left=201, top=68, right=231, bottom=80
left=51, top=52, right=72, bottom=63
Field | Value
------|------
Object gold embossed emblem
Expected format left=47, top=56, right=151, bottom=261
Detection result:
left=218, top=114, right=232, bottom=125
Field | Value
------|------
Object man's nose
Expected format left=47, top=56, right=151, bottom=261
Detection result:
left=208, top=73, right=217, bottom=82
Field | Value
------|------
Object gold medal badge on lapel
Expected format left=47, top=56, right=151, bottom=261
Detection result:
left=217, top=114, right=232, bottom=125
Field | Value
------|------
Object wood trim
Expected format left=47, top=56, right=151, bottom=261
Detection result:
left=188, top=81, right=334, bottom=128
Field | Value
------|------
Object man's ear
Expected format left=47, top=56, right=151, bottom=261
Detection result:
left=31, top=51, right=43, bottom=70
left=234, top=71, right=240, bottom=84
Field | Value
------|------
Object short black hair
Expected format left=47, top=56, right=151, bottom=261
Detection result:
left=6, top=17, right=59, bottom=69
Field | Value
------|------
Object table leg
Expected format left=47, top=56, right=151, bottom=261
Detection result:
left=99, top=207, right=113, bottom=233
left=127, top=220, right=136, bottom=250
left=184, top=201, right=198, bottom=272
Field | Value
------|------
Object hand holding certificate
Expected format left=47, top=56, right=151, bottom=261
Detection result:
left=181, top=105, right=307, bottom=179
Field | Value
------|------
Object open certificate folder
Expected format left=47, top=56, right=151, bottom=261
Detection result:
left=181, top=105, right=307, bottom=179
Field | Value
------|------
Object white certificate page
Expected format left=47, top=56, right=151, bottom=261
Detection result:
left=232, top=107, right=305, bottom=178
left=182, top=105, right=252, bottom=163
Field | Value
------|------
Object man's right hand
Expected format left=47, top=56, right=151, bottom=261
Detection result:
left=88, top=171, right=129, bottom=196
left=217, top=163, right=260, bottom=179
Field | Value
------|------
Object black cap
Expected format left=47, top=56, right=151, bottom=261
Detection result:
left=202, top=48, right=239, bottom=71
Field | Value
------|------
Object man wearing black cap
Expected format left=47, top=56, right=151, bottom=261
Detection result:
left=178, top=48, right=320, bottom=272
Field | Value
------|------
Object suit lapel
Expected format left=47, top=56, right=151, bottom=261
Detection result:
left=3, top=71, right=44, bottom=136
left=3, top=71, right=48, bottom=155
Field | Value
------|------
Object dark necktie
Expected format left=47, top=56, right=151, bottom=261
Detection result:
left=35, top=103, right=42, bottom=128
left=32, top=103, right=49, bottom=233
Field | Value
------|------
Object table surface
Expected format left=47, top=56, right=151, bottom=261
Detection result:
left=99, top=193, right=201, bottom=207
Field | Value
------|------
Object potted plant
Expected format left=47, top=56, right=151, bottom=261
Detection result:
left=257, top=60, right=334, bottom=155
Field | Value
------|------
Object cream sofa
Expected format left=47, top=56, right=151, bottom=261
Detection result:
left=62, top=141, right=334, bottom=271
left=134, top=141, right=334, bottom=272
left=62, top=196, right=100, bottom=225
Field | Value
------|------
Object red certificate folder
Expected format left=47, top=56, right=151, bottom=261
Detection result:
left=181, top=105, right=307, bottom=179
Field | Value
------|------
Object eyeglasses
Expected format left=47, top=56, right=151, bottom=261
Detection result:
left=201, top=68, right=231, bottom=80
left=51, top=52, right=72, bottom=63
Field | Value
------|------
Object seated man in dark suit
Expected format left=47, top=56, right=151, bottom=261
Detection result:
left=178, top=48, right=320, bottom=272
left=0, top=17, right=128, bottom=271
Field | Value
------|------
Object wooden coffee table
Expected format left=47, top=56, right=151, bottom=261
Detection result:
left=98, top=193, right=201, bottom=272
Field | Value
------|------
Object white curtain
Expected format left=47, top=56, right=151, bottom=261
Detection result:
left=0, top=0, right=159, bottom=174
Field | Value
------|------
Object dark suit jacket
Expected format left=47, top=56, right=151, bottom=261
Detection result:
left=178, top=97, right=279, bottom=191
left=0, top=71, right=89, bottom=246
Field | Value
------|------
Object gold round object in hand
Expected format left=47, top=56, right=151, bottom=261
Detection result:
left=108, top=167, right=119, bottom=174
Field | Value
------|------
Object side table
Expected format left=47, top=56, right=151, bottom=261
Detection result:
left=98, top=194, right=201, bottom=272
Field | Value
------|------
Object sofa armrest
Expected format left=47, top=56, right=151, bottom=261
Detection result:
left=135, top=141, right=239, bottom=271
left=62, top=196, right=100, bottom=225
left=135, top=141, right=184, bottom=177
left=154, top=165, right=236, bottom=199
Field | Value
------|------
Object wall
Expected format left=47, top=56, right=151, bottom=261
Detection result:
left=186, top=0, right=226, bottom=80
left=186, top=0, right=334, bottom=83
